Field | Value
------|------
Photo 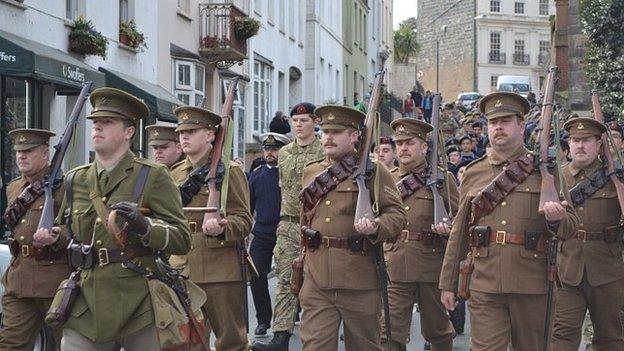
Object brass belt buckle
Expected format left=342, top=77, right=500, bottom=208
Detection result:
left=189, top=221, right=197, bottom=233
left=401, top=230, right=410, bottom=243
left=577, top=230, right=587, bottom=242
left=21, top=245, right=30, bottom=257
left=495, top=231, right=507, bottom=245
left=323, top=237, right=330, bottom=248
left=98, top=248, right=110, bottom=266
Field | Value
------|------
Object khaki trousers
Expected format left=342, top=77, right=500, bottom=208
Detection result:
left=384, top=281, right=453, bottom=350
left=0, top=293, right=60, bottom=351
left=299, top=274, right=382, bottom=351
left=60, top=325, right=160, bottom=351
left=552, top=276, right=624, bottom=351
left=469, top=290, right=548, bottom=351
left=199, top=281, right=248, bottom=351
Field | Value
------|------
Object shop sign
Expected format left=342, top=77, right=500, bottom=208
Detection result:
left=62, top=64, right=85, bottom=83
left=0, top=50, right=17, bottom=63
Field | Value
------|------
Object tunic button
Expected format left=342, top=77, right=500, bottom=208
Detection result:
left=475, top=252, right=480, bottom=257
left=580, top=176, right=585, bottom=180
left=404, top=206, right=410, bottom=211
left=74, top=209, right=79, bottom=214
left=346, top=187, right=351, bottom=191
left=525, top=188, right=530, bottom=191
left=579, top=206, right=584, bottom=211
left=96, top=240, right=102, bottom=245
left=19, top=236, right=25, bottom=241
left=21, top=219, right=26, bottom=223
left=325, top=217, right=331, bottom=223
left=432, top=249, right=436, bottom=252
left=96, top=218, right=102, bottom=224
left=220, top=242, right=224, bottom=246
left=38, top=206, right=43, bottom=209
left=325, top=200, right=331, bottom=206
left=501, top=201, right=507, bottom=207
left=102, top=197, right=107, bottom=203
left=501, top=220, right=507, bottom=226
left=580, top=223, right=584, bottom=227
left=534, top=254, right=538, bottom=257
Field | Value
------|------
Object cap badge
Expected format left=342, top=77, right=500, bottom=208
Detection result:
left=267, top=135, right=276, bottom=143
left=98, top=97, right=109, bottom=106
left=18, top=135, right=27, bottom=143
left=327, top=113, right=336, bottom=121
left=153, top=130, right=160, bottom=137
left=494, top=100, right=503, bottom=108
left=296, top=105, right=307, bottom=114
left=577, top=123, right=585, bottom=130
left=396, top=124, right=406, bottom=134
left=180, top=112, right=190, bottom=120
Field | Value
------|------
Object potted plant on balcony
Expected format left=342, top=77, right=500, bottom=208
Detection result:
left=119, top=20, right=147, bottom=50
left=233, top=16, right=260, bottom=40
left=69, top=16, right=108, bottom=59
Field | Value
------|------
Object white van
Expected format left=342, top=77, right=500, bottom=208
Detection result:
left=496, top=75, right=532, bottom=98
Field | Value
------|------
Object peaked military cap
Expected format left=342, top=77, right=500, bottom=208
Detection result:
left=145, top=125, right=178, bottom=146
left=315, top=105, right=365, bottom=131
left=87, top=87, right=149, bottom=122
left=390, top=118, right=433, bottom=142
left=446, top=145, right=460, bottom=155
left=259, top=132, right=290, bottom=149
left=174, top=106, right=222, bottom=132
left=563, top=117, right=606, bottom=137
left=479, top=92, right=530, bottom=120
left=9, top=128, right=56, bottom=151
left=290, top=102, right=316, bottom=117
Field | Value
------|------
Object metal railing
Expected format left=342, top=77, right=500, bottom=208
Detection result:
left=199, top=3, right=247, bottom=61
left=513, top=53, right=530, bottom=65
left=489, top=51, right=506, bottom=64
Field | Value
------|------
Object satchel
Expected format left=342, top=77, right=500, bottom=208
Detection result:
left=45, top=270, right=81, bottom=328
left=148, top=278, right=209, bottom=351
left=457, top=253, right=474, bottom=300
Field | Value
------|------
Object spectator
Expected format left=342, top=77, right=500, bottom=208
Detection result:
left=421, top=91, right=433, bottom=123
left=403, top=93, right=415, bottom=118
left=459, top=134, right=476, bottom=163
left=270, top=111, right=291, bottom=135
left=411, top=89, right=423, bottom=107
left=446, top=145, right=462, bottom=178
left=375, top=136, right=397, bottom=169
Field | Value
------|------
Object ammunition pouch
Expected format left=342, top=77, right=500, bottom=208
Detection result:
left=569, top=167, right=609, bottom=207
left=2, top=179, right=45, bottom=229
left=347, top=234, right=367, bottom=252
left=469, top=226, right=491, bottom=248
left=302, top=228, right=321, bottom=250
left=299, top=156, right=357, bottom=212
left=178, top=162, right=224, bottom=206
left=68, top=243, right=95, bottom=269
left=396, top=168, right=427, bottom=200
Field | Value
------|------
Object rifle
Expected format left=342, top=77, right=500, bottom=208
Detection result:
left=427, top=93, right=450, bottom=225
left=38, top=81, right=93, bottom=230
left=534, top=67, right=561, bottom=351
left=352, top=69, right=392, bottom=341
left=591, top=91, right=624, bottom=215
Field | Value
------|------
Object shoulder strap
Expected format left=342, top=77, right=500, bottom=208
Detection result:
left=569, top=167, right=609, bottom=207
left=65, top=172, right=76, bottom=241
left=132, top=165, right=151, bottom=205
left=470, top=153, right=534, bottom=222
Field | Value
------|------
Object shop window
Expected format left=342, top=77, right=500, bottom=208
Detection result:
left=173, top=59, right=205, bottom=106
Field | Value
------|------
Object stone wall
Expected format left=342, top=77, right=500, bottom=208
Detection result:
left=416, top=0, right=476, bottom=100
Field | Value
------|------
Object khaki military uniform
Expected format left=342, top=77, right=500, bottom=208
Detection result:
left=551, top=117, right=624, bottom=351
left=439, top=92, right=579, bottom=351
left=170, top=153, right=252, bottom=351
left=272, top=136, right=323, bottom=333
left=0, top=168, right=70, bottom=350
left=384, top=163, right=458, bottom=350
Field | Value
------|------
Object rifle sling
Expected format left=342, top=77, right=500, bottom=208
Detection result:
left=3, top=179, right=45, bottom=229
left=569, top=167, right=610, bottom=208
left=471, top=153, right=535, bottom=222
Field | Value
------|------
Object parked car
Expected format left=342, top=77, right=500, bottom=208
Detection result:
left=0, top=241, right=57, bottom=351
left=496, top=75, right=532, bottom=99
left=456, top=92, right=481, bottom=109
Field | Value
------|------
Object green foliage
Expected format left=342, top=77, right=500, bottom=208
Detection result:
left=580, top=0, right=624, bottom=119
left=69, top=16, right=108, bottom=59
left=393, top=17, right=420, bottom=64
left=119, top=20, right=147, bottom=50
left=234, top=16, right=261, bottom=40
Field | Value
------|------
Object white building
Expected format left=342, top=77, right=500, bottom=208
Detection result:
left=367, top=0, right=393, bottom=89
left=475, top=0, right=555, bottom=95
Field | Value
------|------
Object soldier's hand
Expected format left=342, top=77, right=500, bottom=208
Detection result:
left=202, top=217, right=227, bottom=236
left=33, top=227, right=60, bottom=248
left=109, top=202, right=150, bottom=236
left=431, top=218, right=451, bottom=235
left=354, top=217, right=379, bottom=235
left=441, top=291, right=456, bottom=311
left=543, top=200, right=567, bottom=222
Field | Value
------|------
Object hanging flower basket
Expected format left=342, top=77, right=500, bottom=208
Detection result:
left=233, top=16, right=260, bottom=40
left=119, top=20, right=147, bottom=50
left=69, top=17, right=108, bottom=59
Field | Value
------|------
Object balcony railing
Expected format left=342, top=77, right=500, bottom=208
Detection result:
left=513, top=53, right=530, bottom=65
left=199, top=3, right=248, bottom=63
left=538, top=53, right=549, bottom=66
left=489, top=52, right=506, bottom=64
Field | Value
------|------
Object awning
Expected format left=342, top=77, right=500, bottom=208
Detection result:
left=99, top=67, right=182, bottom=123
left=0, top=29, right=104, bottom=91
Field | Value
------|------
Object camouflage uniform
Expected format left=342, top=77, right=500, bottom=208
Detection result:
left=272, top=136, right=323, bottom=333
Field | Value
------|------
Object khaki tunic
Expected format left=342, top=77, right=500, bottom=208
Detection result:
left=59, top=151, right=191, bottom=343
left=2, top=166, right=70, bottom=298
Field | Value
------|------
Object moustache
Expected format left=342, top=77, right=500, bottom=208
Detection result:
left=324, top=143, right=337, bottom=147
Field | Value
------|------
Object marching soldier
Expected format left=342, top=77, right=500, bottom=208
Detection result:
left=248, top=132, right=291, bottom=336
left=0, top=129, right=70, bottom=350
left=551, top=117, right=624, bottom=350
left=169, top=106, right=252, bottom=351
left=298, top=105, right=405, bottom=350
left=439, top=92, right=578, bottom=351
left=252, top=102, right=323, bottom=351
left=37, top=87, right=191, bottom=350
left=145, top=124, right=183, bottom=168
left=382, top=119, right=458, bottom=351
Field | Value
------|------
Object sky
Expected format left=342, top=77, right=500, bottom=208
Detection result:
left=393, top=0, right=418, bottom=29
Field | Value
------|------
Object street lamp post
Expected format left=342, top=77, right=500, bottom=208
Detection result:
left=435, top=25, right=447, bottom=93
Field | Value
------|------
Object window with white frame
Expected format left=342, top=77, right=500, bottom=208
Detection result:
left=491, top=75, right=499, bottom=90
left=66, top=0, right=84, bottom=20
left=119, top=0, right=129, bottom=23
left=539, top=0, right=549, bottom=15
left=174, top=60, right=205, bottom=106
left=490, top=0, right=500, bottom=12
left=514, top=1, right=524, bottom=14
left=253, top=60, right=272, bottom=134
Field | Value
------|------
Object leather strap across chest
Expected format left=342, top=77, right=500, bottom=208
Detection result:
left=569, top=167, right=609, bottom=208
left=299, top=156, right=357, bottom=213
left=395, top=168, right=428, bottom=200
left=471, top=153, right=535, bottom=222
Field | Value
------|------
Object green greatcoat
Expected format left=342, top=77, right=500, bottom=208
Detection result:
left=57, top=150, right=191, bottom=342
